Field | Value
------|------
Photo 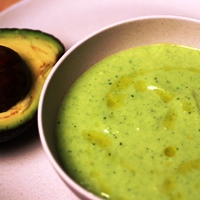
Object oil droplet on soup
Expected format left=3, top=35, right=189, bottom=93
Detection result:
left=56, top=44, right=200, bottom=200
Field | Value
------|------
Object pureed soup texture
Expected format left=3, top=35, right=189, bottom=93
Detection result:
left=56, top=44, right=200, bottom=200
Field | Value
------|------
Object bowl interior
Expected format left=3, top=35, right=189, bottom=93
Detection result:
left=38, top=16, right=200, bottom=199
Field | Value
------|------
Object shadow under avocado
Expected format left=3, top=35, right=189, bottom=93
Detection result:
left=0, top=121, right=40, bottom=155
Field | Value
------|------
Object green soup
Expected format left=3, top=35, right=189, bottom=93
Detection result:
left=56, top=44, right=200, bottom=200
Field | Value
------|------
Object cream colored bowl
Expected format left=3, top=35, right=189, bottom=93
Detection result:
left=38, top=16, right=200, bottom=200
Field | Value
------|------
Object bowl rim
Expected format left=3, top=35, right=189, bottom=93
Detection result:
left=38, top=14, right=200, bottom=200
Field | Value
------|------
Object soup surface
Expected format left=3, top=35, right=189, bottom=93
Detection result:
left=56, top=44, right=200, bottom=200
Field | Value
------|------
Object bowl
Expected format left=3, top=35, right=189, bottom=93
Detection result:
left=38, top=16, right=200, bottom=200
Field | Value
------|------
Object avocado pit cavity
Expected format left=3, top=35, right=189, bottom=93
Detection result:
left=0, top=45, right=32, bottom=113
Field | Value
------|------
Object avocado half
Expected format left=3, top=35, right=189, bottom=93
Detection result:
left=0, top=28, right=65, bottom=142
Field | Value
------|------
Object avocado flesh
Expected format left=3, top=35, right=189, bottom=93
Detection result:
left=0, top=28, right=65, bottom=141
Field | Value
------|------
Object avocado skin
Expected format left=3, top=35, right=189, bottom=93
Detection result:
left=0, top=115, right=37, bottom=142
left=0, top=28, right=65, bottom=142
left=0, top=28, right=65, bottom=57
